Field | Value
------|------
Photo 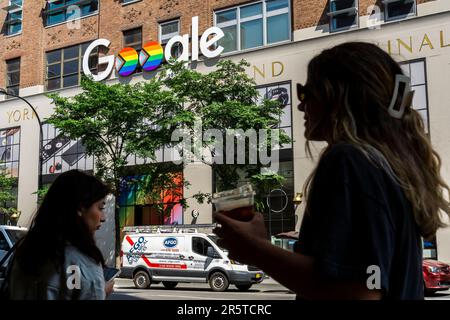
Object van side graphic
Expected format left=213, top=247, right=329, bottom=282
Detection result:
left=125, top=235, right=187, bottom=270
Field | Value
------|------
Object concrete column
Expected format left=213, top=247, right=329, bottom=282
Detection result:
left=183, top=162, right=213, bottom=225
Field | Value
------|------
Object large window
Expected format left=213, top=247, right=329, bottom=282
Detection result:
left=256, top=82, right=293, bottom=150
left=123, top=27, right=142, bottom=51
left=6, top=58, right=20, bottom=97
left=0, top=127, right=20, bottom=178
left=259, top=82, right=294, bottom=236
left=123, top=27, right=142, bottom=73
left=400, top=59, right=429, bottom=133
left=44, top=0, right=98, bottom=27
left=4, top=0, right=22, bottom=36
left=0, top=127, right=20, bottom=225
left=41, top=123, right=94, bottom=181
left=328, top=0, right=358, bottom=32
left=46, top=42, right=98, bottom=91
left=383, top=0, right=416, bottom=22
left=226, top=82, right=295, bottom=237
left=119, top=172, right=184, bottom=228
left=159, top=19, right=181, bottom=59
left=215, top=0, right=290, bottom=54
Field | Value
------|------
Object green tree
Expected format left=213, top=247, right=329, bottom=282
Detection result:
left=47, top=59, right=291, bottom=265
left=160, top=59, right=291, bottom=210
left=33, top=185, right=49, bottom=205
left=47, top=76, right=195, bottom=265
left=0, top=168, right=18, bottom=224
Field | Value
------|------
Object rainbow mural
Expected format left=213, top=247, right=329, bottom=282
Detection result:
left=119, top=174, right=183, bottom=229
left=139, top=41, right=164, bottom=72
left=116, top=47, right=139, bottom=77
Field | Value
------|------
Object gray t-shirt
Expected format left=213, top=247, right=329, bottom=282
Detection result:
left=8, top=245, right=105, bottom=300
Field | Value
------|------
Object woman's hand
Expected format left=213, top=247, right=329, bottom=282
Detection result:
left=213, top=212, right=269, bottom=266
left=105, top=279, right=115, bottom=298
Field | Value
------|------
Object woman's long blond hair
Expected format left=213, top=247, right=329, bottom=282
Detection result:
left=303, top=42, right=450, bottom=240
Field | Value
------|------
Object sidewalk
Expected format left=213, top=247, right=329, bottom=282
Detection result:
left=263, top=276, right=291, bottom=288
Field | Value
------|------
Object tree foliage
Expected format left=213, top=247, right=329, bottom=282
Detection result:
left=47, top=59, right=292, bottom=260
left=0, top=168, right=18, bottom=222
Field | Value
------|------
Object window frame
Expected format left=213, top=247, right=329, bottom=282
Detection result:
left=192, top=236, right=217, bottom=257
left=159, top=19, right=182, bottom=59
left=256, top=81, right=293, bottom=151
left=122, top=27, right=143, bottom=73
left=0, top=126, right=21, bottom=225
left=214, top=0, right=291, bottom=54
left=383, top=0, right=416, bottom=22
left=4, top=0, right=23, bottom=36
left=159, top=19, right=180, bottom=45
left=45, top=42, right=98, bottom=91
left=5, top=57, right=21, bottom=97
left=399, top=58, right=430, bottom=134
left=327, top=0, right=359, bottom=33
left=123, top=27, right=143, bottom=51
left=41, top=122, right=94, bottom=176
left=44, top=0, right=99, bottom=27
left=122, top=0, right=141, bottom=5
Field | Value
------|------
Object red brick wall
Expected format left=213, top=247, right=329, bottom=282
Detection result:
left=0, top=0, right=439, bottom=91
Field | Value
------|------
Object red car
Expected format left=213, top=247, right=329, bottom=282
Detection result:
left=423, top=259, right=450, bottom=294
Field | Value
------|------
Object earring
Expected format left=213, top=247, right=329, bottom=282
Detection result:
left=77, top=211, right=82, bottom=217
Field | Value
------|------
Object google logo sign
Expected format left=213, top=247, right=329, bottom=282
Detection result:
left=82, top=16, right=224, bottom=81
left=116, top=41, right=164, bottom=76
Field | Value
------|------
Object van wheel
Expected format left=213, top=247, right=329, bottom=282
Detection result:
left=162, top=281, right=178, bottom=289
left=236, top=284, right=252, bottom=291
left=209, top=272, right=229, bottom=292
left=133, top=271, right=151, bottom=289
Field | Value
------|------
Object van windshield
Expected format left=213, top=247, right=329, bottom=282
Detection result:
left=207, top=235, right=218, bottom=245
left=207, top=235, right=228, bottom=253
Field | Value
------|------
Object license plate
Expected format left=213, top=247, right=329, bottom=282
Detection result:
left=255, top=273, right=262, bottom=279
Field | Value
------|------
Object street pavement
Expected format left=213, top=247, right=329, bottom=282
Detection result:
left=110, top=277, right=296, bottom=300
left=426, top=290, right=450, bottom=300
left=110, top=278, right=450, bottom=300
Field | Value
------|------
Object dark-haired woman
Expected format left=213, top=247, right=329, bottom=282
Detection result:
left=8, top=170, right=114, bottom=300
left=214, top=42, right=450, bottom=300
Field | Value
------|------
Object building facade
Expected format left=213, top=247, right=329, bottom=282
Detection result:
left=0, top=0, right=450, bottom=260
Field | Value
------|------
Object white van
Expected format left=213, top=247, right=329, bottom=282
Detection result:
left=120, top=225, right=265, bottom=292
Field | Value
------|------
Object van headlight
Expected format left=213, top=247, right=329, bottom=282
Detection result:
left=230, top=260, right=242, bottom=265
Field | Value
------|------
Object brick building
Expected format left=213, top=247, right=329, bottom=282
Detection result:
left=1, top=0, right=450, bottom=261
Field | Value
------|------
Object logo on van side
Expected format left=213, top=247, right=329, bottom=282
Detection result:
left=163, top=237, right=178, bottom=248
left=127, top=236, right=148, bottom=264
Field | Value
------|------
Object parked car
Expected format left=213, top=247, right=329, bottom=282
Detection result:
left=0, top=225, right=28, bottom=288
left=423, top=259, right=450, bottom=294
left=0, top=225, right=27, bottom=262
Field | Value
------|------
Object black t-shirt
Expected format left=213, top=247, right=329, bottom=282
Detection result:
left=297, top=143, right=424, bottom=300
